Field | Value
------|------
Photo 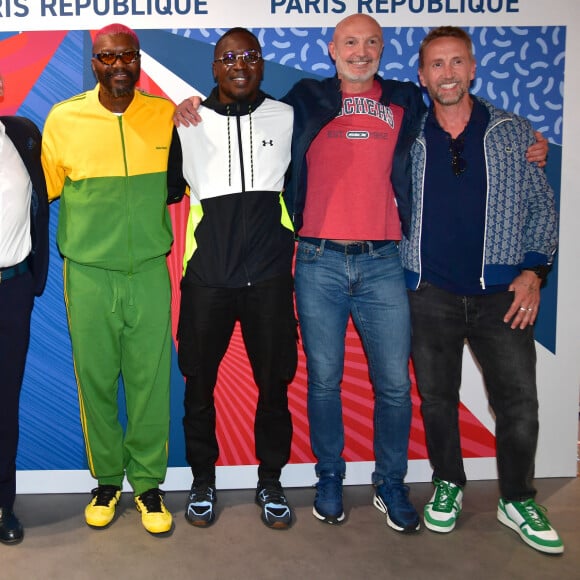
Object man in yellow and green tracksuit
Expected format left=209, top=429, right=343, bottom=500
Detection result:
left=41, top=23, right=182, bottom=535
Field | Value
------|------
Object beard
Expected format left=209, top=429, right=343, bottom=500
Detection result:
left=335, top=55, right=379, bottom=85
left=110, top=84, right=135, bottom=98
left=429, top=80, right=468, bottom=106
left=98, top=68, right=139, bottom=99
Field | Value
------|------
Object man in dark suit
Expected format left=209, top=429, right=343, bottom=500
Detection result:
left=0, top=73, right=49, bottom=545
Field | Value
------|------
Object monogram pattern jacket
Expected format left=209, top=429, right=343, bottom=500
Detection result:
left=401, top=97, right=558, bottom=291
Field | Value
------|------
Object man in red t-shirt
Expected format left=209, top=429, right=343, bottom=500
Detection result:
left=284, top=14, right=424, bottom=531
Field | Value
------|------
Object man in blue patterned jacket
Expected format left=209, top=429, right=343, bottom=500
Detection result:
left=400, top=27, right=562, bottom=554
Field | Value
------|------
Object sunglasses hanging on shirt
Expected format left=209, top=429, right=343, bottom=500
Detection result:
left=449, top=135, right=467, bottom=177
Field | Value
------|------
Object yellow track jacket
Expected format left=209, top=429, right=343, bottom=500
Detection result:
left=42, top=84, right=175, bottom=273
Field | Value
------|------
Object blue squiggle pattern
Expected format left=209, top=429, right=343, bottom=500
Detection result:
left=173, top=26, right=564, bottom=143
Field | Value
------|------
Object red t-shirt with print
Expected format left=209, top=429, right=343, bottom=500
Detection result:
left=301, top=80, right=404, bottom=241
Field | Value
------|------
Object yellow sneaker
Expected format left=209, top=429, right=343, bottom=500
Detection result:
left=134, top=488, right=173, bottom=534
left=85, top=485, right=121, bottom=528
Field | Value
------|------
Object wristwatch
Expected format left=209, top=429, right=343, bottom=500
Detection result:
left=522, top=265, right=551, bottom=280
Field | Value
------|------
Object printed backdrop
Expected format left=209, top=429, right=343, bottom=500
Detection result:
left=0, top=11, right=573, bottom=490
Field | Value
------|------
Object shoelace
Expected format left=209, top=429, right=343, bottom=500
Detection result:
left=191, top=485, right=215, bottom=502
left=518, top=499, right=551, bottom=530
left=92, top=486, right=119, bottom=507
left=260, top=486, right=287, bottom=506
left=138, top=489, right=164, bottom=513
left=433, top=482, right=458, bottom=511
left=318, top=477, right=342, bottom=500
left=385, top=484, right=410, bottom=503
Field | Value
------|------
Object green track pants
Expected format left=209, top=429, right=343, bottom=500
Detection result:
left=64, top=257, right=171, bottom=495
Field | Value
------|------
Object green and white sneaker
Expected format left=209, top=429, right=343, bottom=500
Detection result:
left=497, top=498, right=564, bottom=554
left=424, top=478, right=463, bottom=533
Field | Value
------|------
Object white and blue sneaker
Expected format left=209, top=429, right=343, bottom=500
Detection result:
left=313, top=474, right=345, bottom=525
left=185, top=482, right=217, bottom=527
left=255, top=481, right=292, bottom=529
left=374, top=482, right=420, bottom=533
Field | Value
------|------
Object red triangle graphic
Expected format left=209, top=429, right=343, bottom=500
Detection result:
left=0, top=31, right=68, bottom=115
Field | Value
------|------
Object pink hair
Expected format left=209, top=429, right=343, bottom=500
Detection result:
left=93, top=23, right=140, bottom=49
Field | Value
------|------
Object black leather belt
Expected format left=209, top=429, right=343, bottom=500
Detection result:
left=0, top=259, right=29, bottom=284
left=299, top=237, right=393, bottom=255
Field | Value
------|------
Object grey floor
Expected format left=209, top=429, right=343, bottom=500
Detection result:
left=1, top=477, right=578, bottom=580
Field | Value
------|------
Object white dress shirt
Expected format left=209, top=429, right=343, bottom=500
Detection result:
left=0, top=119, right=32, bottom=268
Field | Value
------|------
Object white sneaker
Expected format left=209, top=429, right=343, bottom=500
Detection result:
left=497, top=498, right=564, bottom=554
left=423, top=479, right=463, bottom=533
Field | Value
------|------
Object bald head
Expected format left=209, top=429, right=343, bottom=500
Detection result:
left=329, top=13, right=384, bottom=93
left=333, top=13, right=383, bottom=44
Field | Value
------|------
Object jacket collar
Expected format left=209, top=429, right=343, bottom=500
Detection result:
left=203, top=87, right=267, bottom=116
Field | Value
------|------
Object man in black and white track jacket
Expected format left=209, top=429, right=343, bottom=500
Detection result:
left=167, top=27, right=297, bottom=531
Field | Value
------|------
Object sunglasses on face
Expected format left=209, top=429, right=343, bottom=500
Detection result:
left=449, top=135, right=467, bottom=176
left=214, top=50, right=262, bottom=66
left=92, top=51, right=141, bottom=66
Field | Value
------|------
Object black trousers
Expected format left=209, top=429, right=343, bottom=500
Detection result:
left=178, top=274, right=297, bottom=484
left=0, top=270, right=34, bottom=510
left=408, top=282, right=538, bottom=500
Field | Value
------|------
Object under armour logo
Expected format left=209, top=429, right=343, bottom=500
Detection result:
left=262, top=140, right=274, bottom=146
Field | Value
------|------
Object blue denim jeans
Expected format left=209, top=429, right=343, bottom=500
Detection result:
left=295, top=240, right=412, bottom=486
left=408, top=282, right=538, bottom=501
